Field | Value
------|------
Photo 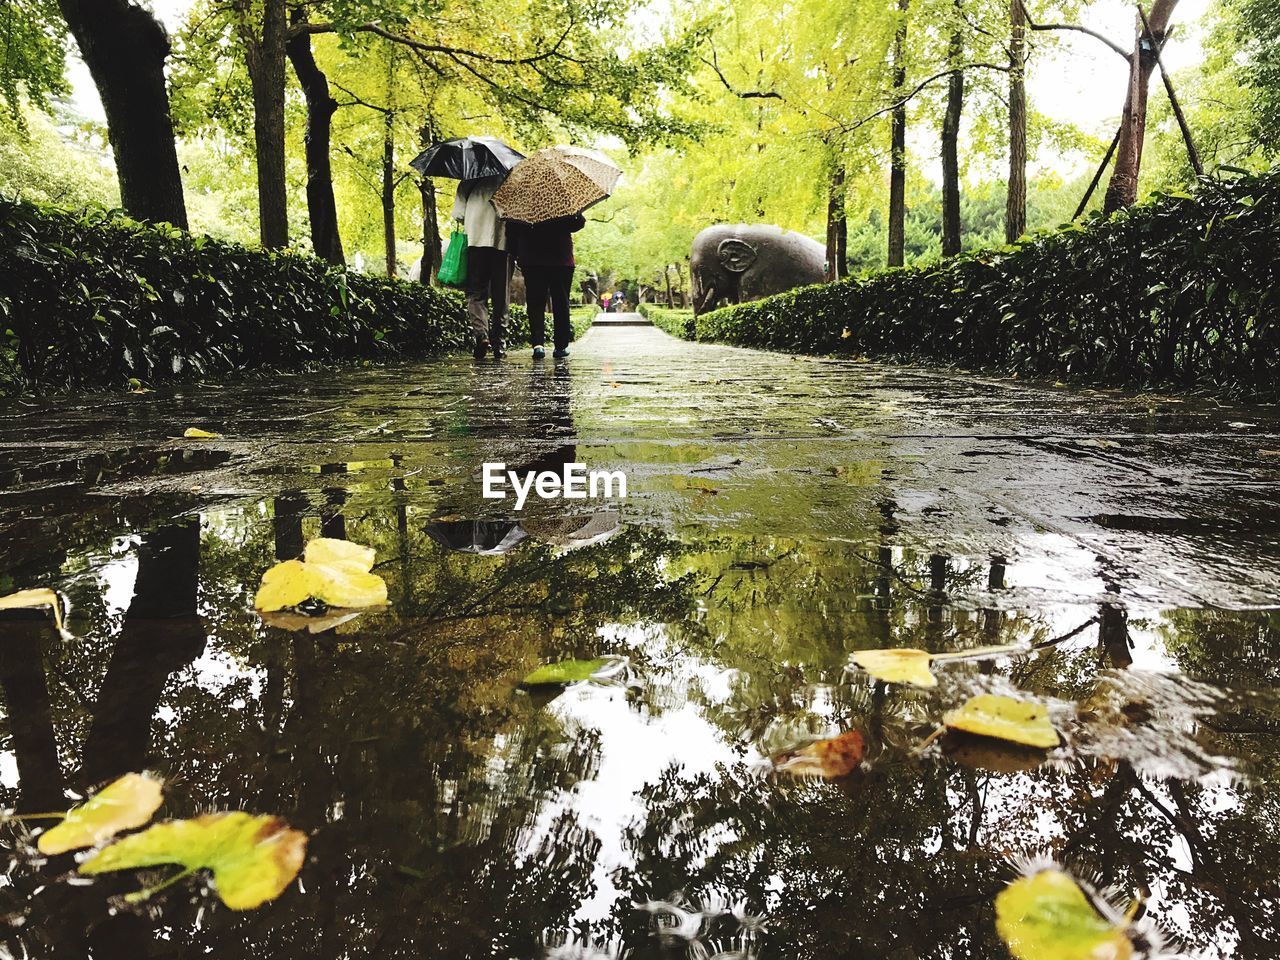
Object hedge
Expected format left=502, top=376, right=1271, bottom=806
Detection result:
left=638, top=303, right=695, bottom=340
left=0, top=197, right=546, bottom=393
left=691, top=169, right=1280, bottom=400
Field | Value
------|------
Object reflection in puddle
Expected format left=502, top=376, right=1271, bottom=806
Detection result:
left=1, top=337, right=1278, bottom=957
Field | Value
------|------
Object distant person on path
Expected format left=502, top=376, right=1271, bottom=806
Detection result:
left=508, top=214, right=585, bottom=359
left=452, top=176, right=510, bottom=359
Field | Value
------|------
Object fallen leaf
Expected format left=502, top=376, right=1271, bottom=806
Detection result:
left=37, top=773, right=164, bottom=855
left=851, top=644, right=1025, bottom=688
left=944, top=694, right=1059, bottom=749
left=774, top=729, right=866, bottom=779
left=851, top=648, right=935, bottom=687
left=522, top=656, right=626, bottom=686
left=995, top=868, right=1133, bottom=960
left=254, top=538, right=387, bottom=613
left=0, top=587, right=66, bottom=636
left=80, top=812, right=308, bottom=910
left=182, top=428, right=221, bottom=439
left=257, top=610, right=364, bottom=634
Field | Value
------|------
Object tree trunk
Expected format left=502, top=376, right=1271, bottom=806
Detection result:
left=825, top=162, right=848, bottom=280
left=241, top=0, right=289, bottom=249
left=286, top=13, right=344, bottom=265
left=888, top=0, right=909, bottom=268
left=1104, top=0, right=1180, bottom=213
left=418, top=124, right=442, bottom=284
left=941, top=17, right=964, bottom=257
left=56, top=0, right=187, bottom=228
left=382, top=111, right=397, bottom=277
left=1006, top=0, right=1028, bottom=243
left=664, top=265, right=674, bottom=307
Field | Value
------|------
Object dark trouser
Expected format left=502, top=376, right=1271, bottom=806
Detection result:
left=524, top=264, right=575, bottom=351
left=465, top=246, right=511, bottom=343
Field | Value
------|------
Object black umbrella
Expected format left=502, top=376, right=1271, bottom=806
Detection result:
left=409, top=136, right=525, bottom=180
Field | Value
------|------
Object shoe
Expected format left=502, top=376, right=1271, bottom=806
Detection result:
left=492, top=339, right=506, bottom=359
left=552, top=347, right=570, bottom=359
left=532, top=345, right=546, bottom=359
left=472, top=336, right=490, bottom=360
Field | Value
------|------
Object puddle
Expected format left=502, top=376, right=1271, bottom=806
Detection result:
left=0, top=328, right=1278, bottom=957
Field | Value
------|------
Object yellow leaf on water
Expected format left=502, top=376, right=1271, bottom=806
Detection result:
left=944, top=693, right=1059, bottom=748
left=304, top=537, right=376, bottom=574
left=183, top=428, right=221, bottom=439
left=851, top=648, right=936, bottom=687
left=0, top=587, right=66, bottom=635
left=254, top=539, right=387, bottom=613
left=37, top=773, right=164, bottom=855
left=995, top=868, right=1133, bottom=960
left=80, top=812, right=307, bottom=910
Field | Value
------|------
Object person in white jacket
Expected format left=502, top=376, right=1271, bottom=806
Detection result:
left=451, top=176, right=511, bottom=359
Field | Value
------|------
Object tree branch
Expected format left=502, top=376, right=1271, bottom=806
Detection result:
left=1017, top=0, right=1131, bottom=60
left=701, top=43, right=783, bottom=100
left=289, top=19, right=575, bottom=67
left=841, top=63, right=1009, bottom=133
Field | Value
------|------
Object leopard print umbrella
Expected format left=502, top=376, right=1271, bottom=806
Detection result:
left=492, top=146, right=622, bottom=223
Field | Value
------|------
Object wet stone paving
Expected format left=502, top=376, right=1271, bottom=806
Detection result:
left=0, top=324, right=1279, bottom=958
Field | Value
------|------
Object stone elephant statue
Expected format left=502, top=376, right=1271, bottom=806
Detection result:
left=690, top=224, right=826, bottom=315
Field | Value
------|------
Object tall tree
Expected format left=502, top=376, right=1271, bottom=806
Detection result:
left=825, top=153, right=848, bottom=280
left=234, top=0, right=289, bottom=248
left=887, top=0, right=910, bottom=267
left=940, top=2, right=964, bottom=257
left=1006, top=0, right=1027, bottom=241
left=1103, top=0, right=1180, bottom=212
left=286, top=9, right=344, bottom=264
left=55, top=0, right=188, bottom=227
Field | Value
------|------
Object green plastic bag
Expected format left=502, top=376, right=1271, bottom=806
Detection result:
left=438, top=227, right=468, bottom=287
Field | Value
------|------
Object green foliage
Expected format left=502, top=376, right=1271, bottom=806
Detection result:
left=0, top=107, right=118, bottom=208
left=689, top=170, right=1280, bottom=400
left=0, top=197, right=541, bottom=392
left=0, top=0, right=67, bottom=120
left=638, top=303, right=694, bottom=339
left=1233, top=0, right=1280, bottom=150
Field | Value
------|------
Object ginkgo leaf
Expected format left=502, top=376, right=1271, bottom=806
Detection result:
left=851, top=648, right=936, bottom=687
left=995, top=868, right=1133, bottom=960
left=304, top=537, right=376, bottom=573
left=851, top=644, right=1025, bottom=688
left=774, top=729, right=866, bottom=779
left=37, top=773, right=164, bottom=855
left=944, top=694, right=1059, bottom=749
left=517, top=660, right=622, bottom=686
left=182, top=428, right=221, bottom=439
left=0, top=587, right=66, bottom=636
left=254, top=538, right=387, bottom=613
left=80, top=812, right=308, bottom=911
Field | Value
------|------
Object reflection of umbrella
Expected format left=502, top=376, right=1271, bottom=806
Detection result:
left=492, top=146, right=622, bottom=223
left=424, top=520, right=528, bottom=555
left=521, top=511, right=621, bottom=552
left=409, top=136, right=525, bottom=180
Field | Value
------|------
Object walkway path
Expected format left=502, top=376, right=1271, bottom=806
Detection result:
left=2, top=323, right=1278, bottom=609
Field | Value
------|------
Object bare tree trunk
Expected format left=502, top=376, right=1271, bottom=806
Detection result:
left=418, top=123, right=442, bottom=284
left=56, top=0, right=187, bottom=228
left=941, top=13, right=964, bottom=257
left=1104, top=0, right=1180, bottom=213
left=286, top=12, right=344, bottom=265
left=382, top=112, right=397, bottom=278
left=240, top=0, right=289, bottom=249
left=825, top=161, right=848, bottom=280
left=888, top=0, right=910, bottom=268
left=1006, top=0, right=1027, bottom=243
left=664, top=265, right=674, bottom=307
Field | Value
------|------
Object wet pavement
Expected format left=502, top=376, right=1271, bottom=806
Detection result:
left=0, top=325, right=1278, bottom=958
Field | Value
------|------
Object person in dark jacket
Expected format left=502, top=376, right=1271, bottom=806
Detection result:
left=507, top=214, right=586, bottom=359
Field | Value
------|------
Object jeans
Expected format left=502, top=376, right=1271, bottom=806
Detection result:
left=465, top=246, right=511, bottom=343
left=524, top=265, right=575, bottom=351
